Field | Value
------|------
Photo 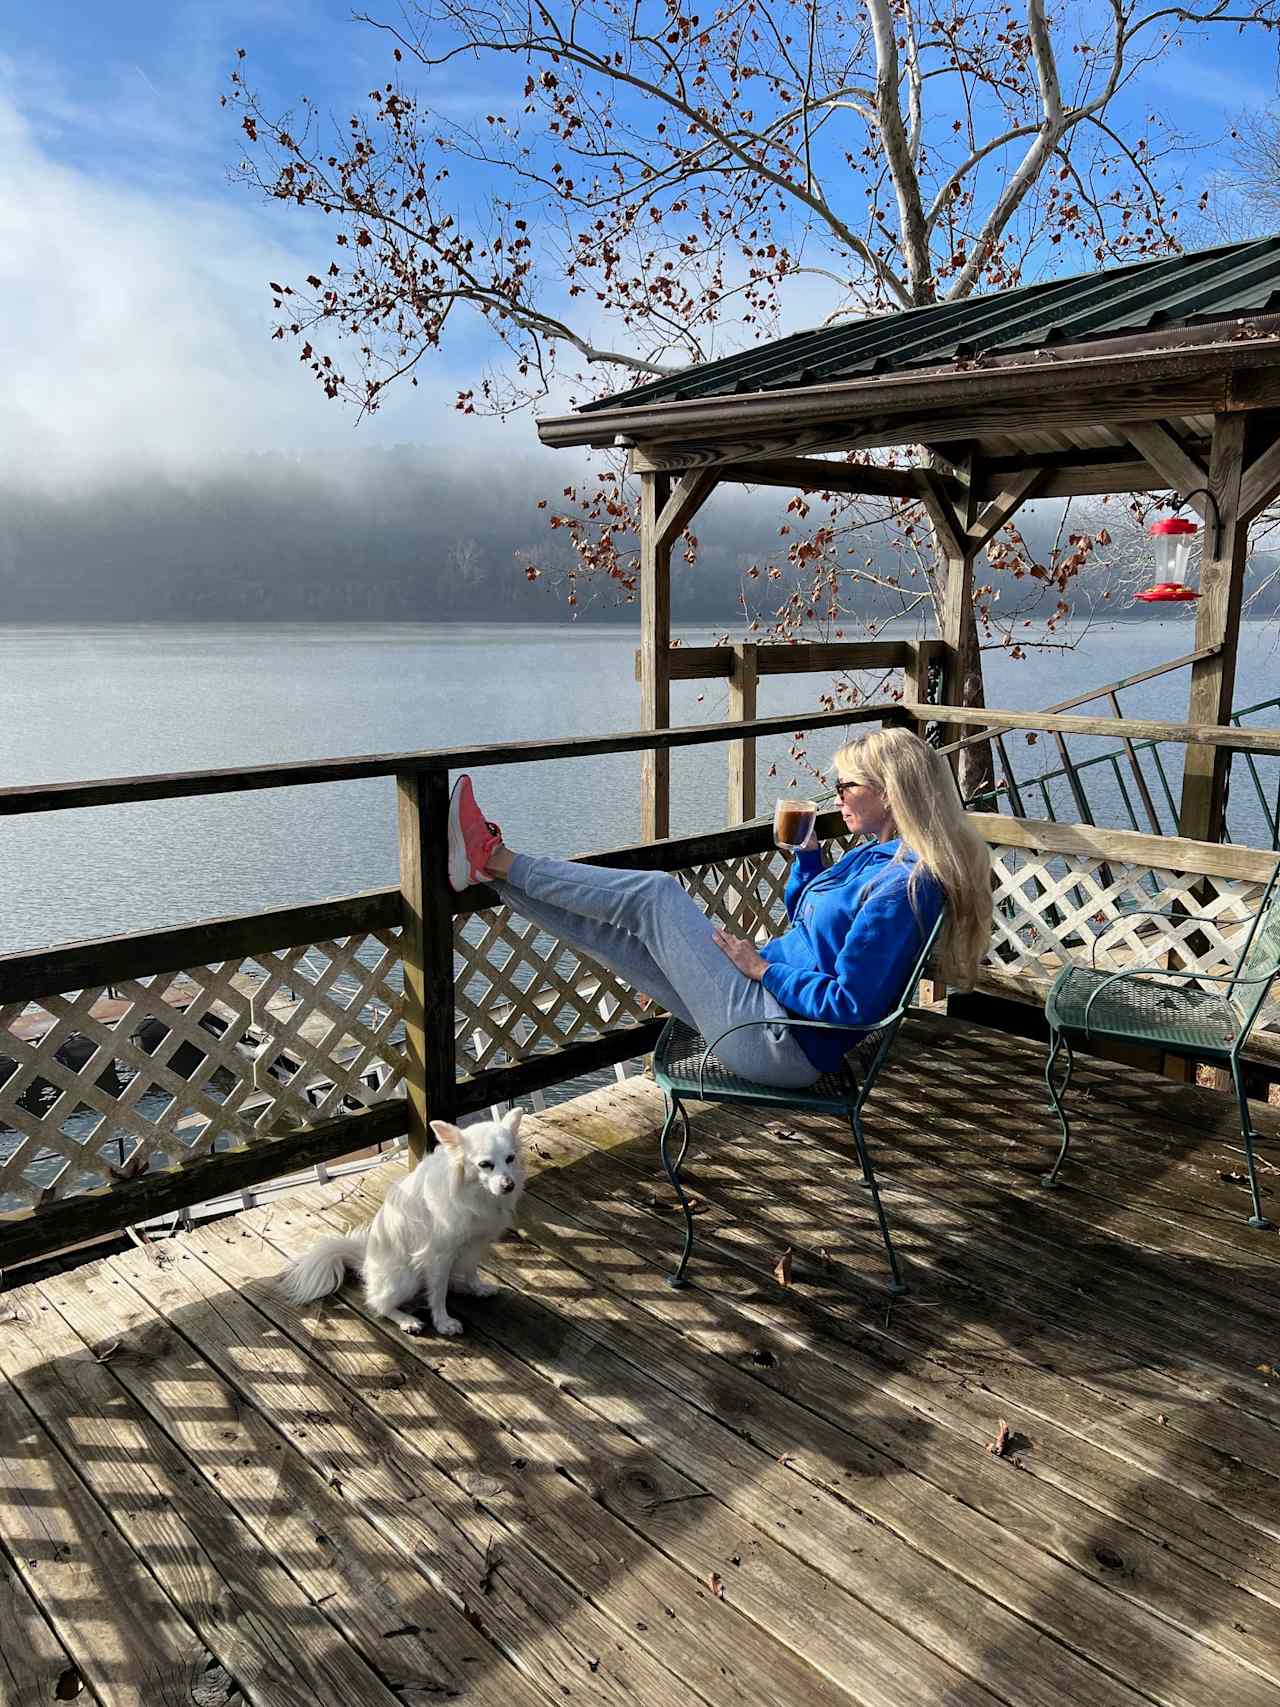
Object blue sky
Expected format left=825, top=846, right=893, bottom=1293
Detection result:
left=3, top=1, right=1279, bottom=493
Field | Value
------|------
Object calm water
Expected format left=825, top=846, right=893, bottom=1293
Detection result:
left=1, top=618, right=1278, bottom=954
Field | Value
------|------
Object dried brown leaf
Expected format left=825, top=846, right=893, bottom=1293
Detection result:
left=708, top=1570, right=724, bottom=1599
left=988, top=1418, right=1011, bottom=1457
left=773, top=1247, right=794, bottom=1287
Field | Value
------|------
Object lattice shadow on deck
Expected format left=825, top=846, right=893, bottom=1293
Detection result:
left=4, top=1011, right=1280, bottom=1707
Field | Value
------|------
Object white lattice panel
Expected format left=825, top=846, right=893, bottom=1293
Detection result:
left=983, top=843, right=1280, bottom=1036
left=0, top=930, right=406, bottom=1213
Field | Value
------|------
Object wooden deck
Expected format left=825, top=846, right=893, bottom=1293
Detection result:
left=5, top=1011, right=1280, bottom=1707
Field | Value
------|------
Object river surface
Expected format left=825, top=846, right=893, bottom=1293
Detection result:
left=2, top=618, right=1278, bottom=953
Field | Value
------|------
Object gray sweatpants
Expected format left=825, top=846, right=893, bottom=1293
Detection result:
left=497, top=853, right=820, bottom=1089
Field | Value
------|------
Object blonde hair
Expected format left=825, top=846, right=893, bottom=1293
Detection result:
left=831, top=726, right=992, bottom=985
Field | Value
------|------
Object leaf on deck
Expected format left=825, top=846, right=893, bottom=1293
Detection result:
left=773, top=1247, right=794, bottom=1286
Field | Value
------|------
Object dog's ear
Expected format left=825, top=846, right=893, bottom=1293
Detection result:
left=502, top=1108, right=524, bottom=1139
left=430, top=1120, right=466, bottom=1151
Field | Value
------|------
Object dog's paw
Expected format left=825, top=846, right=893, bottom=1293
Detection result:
left=433, top=1314, right=465, bottom=1336
left=400, top=1317, right=427, bottom=1336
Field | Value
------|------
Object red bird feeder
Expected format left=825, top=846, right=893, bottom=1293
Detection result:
left=1135, top=495, right=1221, bottom=604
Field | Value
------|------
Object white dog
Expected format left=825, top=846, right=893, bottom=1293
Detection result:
left=279, top=1110, right=526, bottom=1335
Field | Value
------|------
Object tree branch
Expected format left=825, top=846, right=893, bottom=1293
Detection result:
left=865, top=0, right=931, bottom=301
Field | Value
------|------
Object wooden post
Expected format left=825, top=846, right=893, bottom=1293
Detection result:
left=639, top=470, right=672, bottom=841
left=921, top=452, right=992, bottom=801
left=397, top=768, right=457, bottom=1161
left=1178, top=413, right=1248, bottom=844
left=904, top=642, right=929, bottom=740
left=727, top=643, right=759, bottom=825
left=904, top=640, right=945, bottom=741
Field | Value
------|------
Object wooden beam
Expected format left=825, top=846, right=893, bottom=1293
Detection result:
left=1240, top=429, right=1280, bottom=523
left=0, top=888, right=400, bottom=1007
left=397, top=769, right=457, bottom=1160
left=727, top=644, right=759, bottom=825
left=543, top=339, right=1280, bottom=454
left=906, top=701, right=1280, bottom=756
left=1121, top=422, right=1210, bottom=514
left=1016, top=459, right=1169, bottom=500
left=0, top=696, right=940, bottom=820
left=454, top=1024, right=665, bottom=1119
left=966, top=467, right=1047, bottom=553
left=622, top=428, right=887, bottom=471
left=632, top=448, right=967, bottom=508
left=939, top=643, right=1221, bottom=757
left=655, top=469, right=718, bottom=550
left=967, top=810, right=1280, bottom=881
left=916, top=467, right=966, bottom=564
left=964, top=441, right=1215, bottom=501
left=1179, top=411, right=1249, bottom=843
left=633, top=639, right=912, bottom=682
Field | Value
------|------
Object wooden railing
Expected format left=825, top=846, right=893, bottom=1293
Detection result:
left=935, top=644, right=1221, bottom=832
left=6, top=699, right=1279, bottom=1271
left=0, top=702, right=895, bottom=1269
left=969, top=813, right=1280, bottom=1063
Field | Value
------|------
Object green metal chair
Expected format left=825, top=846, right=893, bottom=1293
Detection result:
left=1043, top=859, right=1280, bottom=1226
left=652, top=907, right=946, bottom=1296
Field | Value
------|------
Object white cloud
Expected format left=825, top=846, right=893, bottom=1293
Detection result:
left=0, top=92, right=537, bottom=494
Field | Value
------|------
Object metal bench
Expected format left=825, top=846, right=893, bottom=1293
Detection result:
left=652, top=908, right=946, bottom=1296
left=1043, top=858, right=1280, bottom=1226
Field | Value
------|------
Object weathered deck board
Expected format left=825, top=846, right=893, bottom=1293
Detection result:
left=98, top=1236, right=688, bottom=1707
left=36, top=1261, right=511, bottom=1707
left=290, top=1139, right=1279, bottom=1699
left=0, top=1544, right=81, bottom=1707
left=501, top=1099, right=1280, bottom=1656
left=4, top=1014, right=1280, bottom=1706
left=187, top=1213, right=910, bottom=1707
left=0, top=1322, right=225, bottom=1706
left=0, top=1285, right=408, bottom=1707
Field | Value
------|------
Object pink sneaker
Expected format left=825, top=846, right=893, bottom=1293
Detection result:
left=447, top=776, right=503, bottom=891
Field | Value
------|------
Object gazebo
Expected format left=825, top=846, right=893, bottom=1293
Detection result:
left=538, top=233, right=1280, bottom=844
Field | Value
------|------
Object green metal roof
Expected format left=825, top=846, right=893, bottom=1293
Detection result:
left=581, top=236, right=1280, bottom=415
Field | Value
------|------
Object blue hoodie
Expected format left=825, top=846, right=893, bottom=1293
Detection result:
left=758, top=838, right=943, bottom=1073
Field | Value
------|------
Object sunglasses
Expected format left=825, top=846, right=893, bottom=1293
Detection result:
left=834, top=778, right=876, bottom=800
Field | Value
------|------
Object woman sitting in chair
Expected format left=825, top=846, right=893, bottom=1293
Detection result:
left=448, top=726, right=993, bottom=1087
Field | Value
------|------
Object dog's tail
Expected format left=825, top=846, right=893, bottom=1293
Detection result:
left=278, top=1228, right=369, bottom=1304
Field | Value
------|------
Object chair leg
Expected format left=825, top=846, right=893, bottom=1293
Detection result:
left=849, top=1105, right=907, bottom=1296
left=1231, top=1057, right=1274, bottom=1231
left=672, top=1100, right=692, bottom=1174
left=659, top=1095, right=696, bottom=1289
left=1042, top=1028, right=1074, bottom=1188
